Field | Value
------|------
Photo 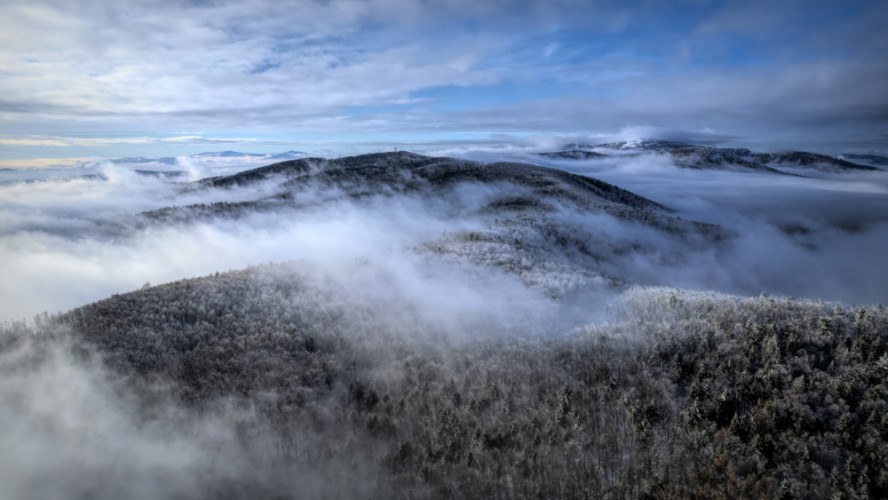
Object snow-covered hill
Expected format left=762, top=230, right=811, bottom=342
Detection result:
left=539, top=139, right=880, bottom=175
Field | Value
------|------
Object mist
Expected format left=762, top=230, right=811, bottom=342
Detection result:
left=2, top=147, right=888, bottom=499
left=560, top=155, right=888, bottom=304
left=0, top=330, right=398, bottom=500
left=0, top=161, right=559, bottom=328
left=440, top=146, right=888, bottom=305
left=3, top=148, right=887, bottom=326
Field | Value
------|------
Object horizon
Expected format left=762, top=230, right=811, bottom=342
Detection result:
left=2, top=0, right=887, bottom=166
left=3, top=137, right=887, bottom=171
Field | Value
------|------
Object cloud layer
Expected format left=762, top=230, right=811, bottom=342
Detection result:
left=2, top=149, right=887, bottom=325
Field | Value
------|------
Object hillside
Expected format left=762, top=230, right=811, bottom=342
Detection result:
left=5, top=271, right=887, bottom=499
left=196, top=152, right=665, bottom=212
left=2, top=146, right=885, bottom=499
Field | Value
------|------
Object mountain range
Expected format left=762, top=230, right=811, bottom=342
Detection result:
left=540, top=139, right=884, bottom=175
left=2, top=143, right=887, bottom=499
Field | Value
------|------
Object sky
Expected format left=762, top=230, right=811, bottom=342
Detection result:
left=1, top=0, right=887, bottom=165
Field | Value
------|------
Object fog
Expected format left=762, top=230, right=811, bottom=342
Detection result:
left=440, top=147, right=888, bottom=305
left=2, top=149, right=887, bottom=326
left=0, top=160, right=561, bottom=329
left=2, top=148, right=888, bottom=499
left=0, top=332, right=395, bottom=500
left=548, top=155, right=888, bottom=305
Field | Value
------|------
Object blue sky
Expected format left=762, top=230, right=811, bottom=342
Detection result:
left=1, top=0, right=886, bottom=165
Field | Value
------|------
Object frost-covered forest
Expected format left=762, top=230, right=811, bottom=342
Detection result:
left=4, top=275, right=888, bottom=498
left=1, top=149, right=888, bottom=499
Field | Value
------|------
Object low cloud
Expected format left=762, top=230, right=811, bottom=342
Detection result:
left=0, top=166, right=561, bottom=327
left=528, top=153, right=888, bottom=304
left=3, top=147, right=887, bottom=329
left=0, top=332, right=391, bottom=500
left=1, top=147, right=886, bottom=500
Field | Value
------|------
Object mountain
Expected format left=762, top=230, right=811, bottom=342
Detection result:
left=107, top=150, right=308, bottom=164
left=139, top=151, right=726, bottom=296
left=539, top=140, right=879, bottom=175
left=190, top=150, right=309, bottom=160
left=594, top=139, right=694, bottom=152
left=110, top=156, right=179, bottom=165
left=539, top=149, right=608, bottom=160
left=540, top=140, right=783, bottom=173
left=659, top=145, right=785, bottom=173
left=198, top=151, right=663, bottom=211
left=756, top=150, right=880, bottom=173
left=191, top=150, right=265, bottom=158
left=268, top=150, right=309, bottom=160
left=839, top=153, right=888, bottom=168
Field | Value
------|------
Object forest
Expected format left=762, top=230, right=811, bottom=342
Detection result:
left=3, top=264, right=887, bottom=499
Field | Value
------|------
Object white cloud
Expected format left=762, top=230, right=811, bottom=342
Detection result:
left=0, top=135, right=298, bottom=148
left=1, top=0, right=886, bottom=156
left=0, top=0, right=503, bottom=127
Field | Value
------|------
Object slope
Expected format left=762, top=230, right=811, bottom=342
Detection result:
left=130, top=152, right=729, bottom=296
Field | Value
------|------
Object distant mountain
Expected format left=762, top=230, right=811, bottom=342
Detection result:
left=191, top=150, right=264, bottom=158
left=197, top=151, right=667, bottom=214
left=594, top=139, right=694, bottom=152
left=268, top=150, right=309, bottom=160
left=144, top=151, right=726, bottom=295
left=539, top=149, right=608, bottom=160
left=31, top=258, right=888, bottom=500
left=110, top=156, right=178, bottom=165
left=133, top=169, right=188, bottom=179
left=840, top=153, right=888, bottom=168
left=107, top=151, right=310, bottom=164
left=539, top=139, right=878, bottom=175
left=756, top=151, right=879, bottom=173
left=660, top=145, right=784, bottom=173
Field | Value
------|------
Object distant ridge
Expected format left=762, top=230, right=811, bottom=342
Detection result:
left=841, top=153, right=888, bottom=168
left=138, top=151, right=727, bottom=294
left=197, top=151, right=667, bottom=214
left=538, top=139, right=880, bottom=174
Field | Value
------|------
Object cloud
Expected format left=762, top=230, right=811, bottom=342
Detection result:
left=402, top=61, right=888, bottom=152
left=0, top=0, right=503, bottom=121
left=0, top=135, right=300, bottom=148
left=2, top=0, right=885, bottom=156
left=526, top=153, right=888, bottom=304
left=0, top=331, right=396, bottom=500
left=3, top=147, right=887, bottom=330
left=0, top=166, right=563, bottom=326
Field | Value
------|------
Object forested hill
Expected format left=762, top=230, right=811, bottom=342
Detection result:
left=540, top=140, right=882, bottom=174
left=195, top=151, right=666, bottom=213
left=11, top=267, right=885, bottom=499
left=138, top=152, right=728, bottom=297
